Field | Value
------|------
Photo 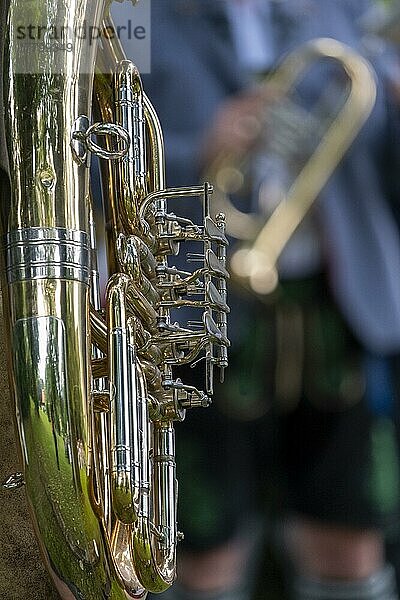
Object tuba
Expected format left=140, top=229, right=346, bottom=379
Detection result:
left=1, top=0, right=229, bottom=598
left=208, top=38, right=377, bottom=297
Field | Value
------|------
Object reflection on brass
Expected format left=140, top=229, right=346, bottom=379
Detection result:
left=2, top=472, right=25, bottom=490
left=207, top=38, right=377, bottom=297
left=1, top=1, right=229, bottom=598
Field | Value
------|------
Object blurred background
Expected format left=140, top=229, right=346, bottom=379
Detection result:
left=1, top=1, right=400, bottom=599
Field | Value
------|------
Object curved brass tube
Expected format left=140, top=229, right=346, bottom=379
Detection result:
left=208, top=37, right=377, bottom=296
left=2, top=0, right=140, bottom=597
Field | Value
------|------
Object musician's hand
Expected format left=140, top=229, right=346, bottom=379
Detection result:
left=198, top=88, right=270, bottom=170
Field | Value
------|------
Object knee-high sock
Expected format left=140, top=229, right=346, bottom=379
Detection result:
left=293, top=564, right=398, bottom=600
left=148, top=582, right=251, bottom=600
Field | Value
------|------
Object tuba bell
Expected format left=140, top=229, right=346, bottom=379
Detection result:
left=1, top=0, right=229, bottom=598
left=207, top=37, right=377, bottom=297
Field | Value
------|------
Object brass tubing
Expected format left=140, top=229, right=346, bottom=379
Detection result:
left=107, top=273, right=139, bottom=524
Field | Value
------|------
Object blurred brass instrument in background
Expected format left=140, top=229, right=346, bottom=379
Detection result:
left=1, top=0, right=229, bottom=598
left=208, top=38, right=377, bottom=297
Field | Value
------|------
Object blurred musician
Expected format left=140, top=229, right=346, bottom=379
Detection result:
left=117, top=1, right=400, bottom=599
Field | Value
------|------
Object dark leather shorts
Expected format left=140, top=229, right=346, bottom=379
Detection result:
left=175, top=275, right=400, bottom=550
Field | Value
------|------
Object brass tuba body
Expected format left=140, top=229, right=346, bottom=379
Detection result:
left=208, top=38, right=377, bottom=297
left=1, top=0, right=229, bottom=598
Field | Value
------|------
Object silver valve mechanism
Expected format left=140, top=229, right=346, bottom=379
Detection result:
left=136, top=182, right=230, bottom=397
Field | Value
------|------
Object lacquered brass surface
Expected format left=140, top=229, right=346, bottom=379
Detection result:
left=1, top=1, right=229, bottom=598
